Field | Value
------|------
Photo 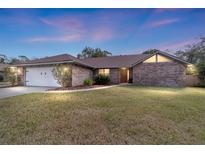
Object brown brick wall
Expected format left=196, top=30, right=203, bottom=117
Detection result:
left=184, top=75, right=200, bottom=86
left=132, top=62, right=187, bottom=87
left=72, top=65, right=93, bottom=87
left=110, top=68, right=120, bottom=84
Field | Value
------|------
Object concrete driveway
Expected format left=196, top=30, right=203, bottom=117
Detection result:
left=0, top=86, right=50, bottom=99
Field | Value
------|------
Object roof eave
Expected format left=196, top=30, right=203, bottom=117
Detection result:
left=13, top=60, right=74, bottom=67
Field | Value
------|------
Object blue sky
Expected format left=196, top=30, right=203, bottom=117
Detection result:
left=0, top=8, right=205, bottom=58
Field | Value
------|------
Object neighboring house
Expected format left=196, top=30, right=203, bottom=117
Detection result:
left=14, top=51, right=194, bottom=87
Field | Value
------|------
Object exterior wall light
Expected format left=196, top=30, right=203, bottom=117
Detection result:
left=64, top=67, right=68, bottom=72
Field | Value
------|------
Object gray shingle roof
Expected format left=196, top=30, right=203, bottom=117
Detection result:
left=82, top=54, right=151, bottom=68
left=13, top=51, right=189, bottom=68
left=14, top=54, right=93, bottom=68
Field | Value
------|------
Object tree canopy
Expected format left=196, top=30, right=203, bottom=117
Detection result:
left=77, top=47, right=112, bottom=59
left=142, top=49, right=161, bottom=54
left=0, top=54, right=30, bottom=64
left=175, top=37, right=205, bottom=64
left=0, top=54, right=7, bottom=63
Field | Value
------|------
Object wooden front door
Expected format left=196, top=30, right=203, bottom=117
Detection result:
left=120, top=69, right=128, bottom=83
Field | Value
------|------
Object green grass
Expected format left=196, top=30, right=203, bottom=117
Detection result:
left=0, top=85, right=205, bottom=144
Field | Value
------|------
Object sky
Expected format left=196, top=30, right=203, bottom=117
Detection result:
left=0, top=8, right=205, bottom=58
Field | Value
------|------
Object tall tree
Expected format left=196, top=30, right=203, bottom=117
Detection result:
left=0, top=54, right=7, bottom=63
left=175, top=37, right=205, bottom=64
left=143, top=49, right=161, bottom=54
left=18, top=55, right=29, bottom=62
left=77, top=47, right=112, bottom=59
left=8, top=55, right=30, bottom=64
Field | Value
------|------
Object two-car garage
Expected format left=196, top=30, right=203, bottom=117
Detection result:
left=25, top=67, right=60, bottom=87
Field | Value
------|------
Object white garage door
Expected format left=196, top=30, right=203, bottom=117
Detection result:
left=26, top=67, right=60, bottom=87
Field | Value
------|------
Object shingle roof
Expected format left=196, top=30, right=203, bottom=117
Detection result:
left=14, top=54, right=93, bottom=68
left=0, top=63, right=9, bottom=71
left=13, top=51, right=189, bottom=68
left=82, top=54, right=151, bottom=68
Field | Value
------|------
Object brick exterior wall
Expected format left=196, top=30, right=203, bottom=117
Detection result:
left=132, top=62, right=187, bottom=87
left=110, top=69, right=120, bottom=84
left=72, top=65, right=93, bottom=87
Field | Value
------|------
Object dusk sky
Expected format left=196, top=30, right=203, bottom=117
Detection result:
left=0, top=8, right=205, bottom=58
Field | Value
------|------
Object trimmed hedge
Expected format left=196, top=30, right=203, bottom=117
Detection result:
left=95, top=74, right=110, bottom=85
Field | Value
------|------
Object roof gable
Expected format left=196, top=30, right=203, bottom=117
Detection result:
left=131, top=51, right=190, bottom=67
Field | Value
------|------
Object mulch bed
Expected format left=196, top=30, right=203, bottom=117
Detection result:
left=47, top=85, right=109, bottom=91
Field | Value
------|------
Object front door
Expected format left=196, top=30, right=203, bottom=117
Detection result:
left=120, top=68, right=128, bottom=83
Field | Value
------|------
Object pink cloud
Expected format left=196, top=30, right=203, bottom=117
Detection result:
left=92, top=28, right=113, bottom=41
left=27, top=34, right=81, bottom=42
left=158, top=39, right=199, bottom=51
left=147, top=18, right=179, bottom=28
left=40, top=16, right=84, bottom=33
left=26, top=16, right=116, bottom=43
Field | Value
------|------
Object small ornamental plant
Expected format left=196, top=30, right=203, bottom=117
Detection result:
left=83, top=79, right=93, bottom=86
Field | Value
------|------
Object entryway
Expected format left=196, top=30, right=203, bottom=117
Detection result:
left=120, top=68, right=129, bottom=83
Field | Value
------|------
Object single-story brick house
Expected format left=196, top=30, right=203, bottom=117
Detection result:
left=13, top=51, right=197, bottom=87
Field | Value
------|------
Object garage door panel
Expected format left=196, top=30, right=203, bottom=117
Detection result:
left=26, top=67, right=60, bottom=87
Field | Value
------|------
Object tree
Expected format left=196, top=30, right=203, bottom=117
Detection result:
left=175, top=37, right=205, bottom=64
left=4, top=67, right=21, bottom=86
left=18, top=55, right=29, bottom=62
left=8, top=55, right=30, bottom=64
left=0, top=54, right=7, bottom=63
left=197, top=61, right=205, bottom=81
left=143, top=49, right=161, bottom=54
left=52, top=64, right=72, bottom=87
left=77, top=47, right=112, bottom=59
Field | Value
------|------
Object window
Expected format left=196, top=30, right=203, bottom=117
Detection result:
left=99, top=69, right=110, bottom=76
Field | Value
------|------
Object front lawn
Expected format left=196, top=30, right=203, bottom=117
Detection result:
left=0, top=85, right=205, bottom=144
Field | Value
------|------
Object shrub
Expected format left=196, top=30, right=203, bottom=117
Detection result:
left=95, top=74, right=110, bottom=85
left=52, top=64, right=72, bottom=87
left=197, top=61, right=205, bottom=81
left=0, top=75, right=3, bottom=82
left=194, top=81, right=205, bottom=88
left=83, top=79, right=93, bottom=86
